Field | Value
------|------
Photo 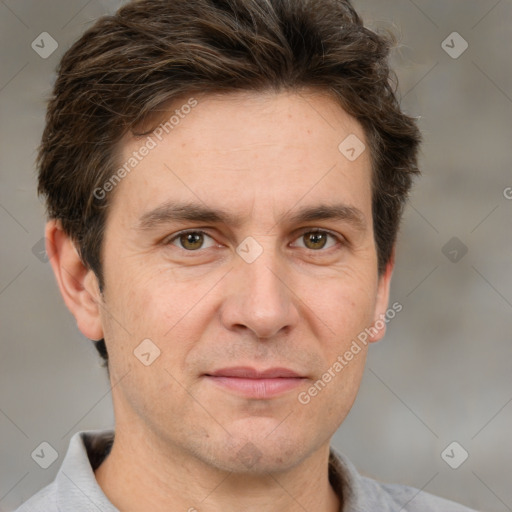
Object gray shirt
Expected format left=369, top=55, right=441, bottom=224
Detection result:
left=14, top=429, right=478, bottom=511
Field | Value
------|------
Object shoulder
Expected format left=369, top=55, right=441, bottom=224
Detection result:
left=329, top=448, right=479, bottom=511
left=12, top=429, right=116, bottom=512
left=11, top=482, right=57, bottom=512
left=360, top=475, right=479, bottom=511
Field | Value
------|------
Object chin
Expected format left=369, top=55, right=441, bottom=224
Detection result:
left=198, top=425, right=313, bottom=475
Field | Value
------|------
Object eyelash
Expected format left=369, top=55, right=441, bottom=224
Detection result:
left=164, top=228, right=345, bottom=253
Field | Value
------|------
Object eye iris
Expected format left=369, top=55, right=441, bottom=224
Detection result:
left=304, top=232, right=327, bottom=250
left=177, top=232, right=329, bottom=251
left=180, top=232, right=203, bottom=250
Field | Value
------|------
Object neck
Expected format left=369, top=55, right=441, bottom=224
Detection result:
left=94, top=423, right=341, bottom=512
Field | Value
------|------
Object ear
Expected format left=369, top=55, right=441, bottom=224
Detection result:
left=45, top=220, right=104, bottom=341
left=367, top=246, right=395, bottom=343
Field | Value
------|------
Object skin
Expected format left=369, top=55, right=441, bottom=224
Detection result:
left=47, top=89, right=394, bottom=512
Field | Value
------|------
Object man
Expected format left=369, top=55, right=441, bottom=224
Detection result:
left=16, top=0, right=477, bottom=510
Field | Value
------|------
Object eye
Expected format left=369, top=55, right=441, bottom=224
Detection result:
left=165, top=228, right=343, bottom=253
left=291, top=229, right=342, bottom=251
left=167, top=230, right=217, bottom=251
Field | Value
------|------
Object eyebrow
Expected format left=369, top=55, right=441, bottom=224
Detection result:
left=136, top=200, right=367, bottom=233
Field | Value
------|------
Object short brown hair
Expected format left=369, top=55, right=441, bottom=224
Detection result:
left=38, top=0, right=421, bottom=366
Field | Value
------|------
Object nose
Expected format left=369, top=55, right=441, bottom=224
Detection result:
left=219, top=246, right=300, bottom=340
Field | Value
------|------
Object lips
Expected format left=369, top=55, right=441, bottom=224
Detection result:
left=207, top=367, right=303, bottom=379
left=204, top=366, right=307, bottom=399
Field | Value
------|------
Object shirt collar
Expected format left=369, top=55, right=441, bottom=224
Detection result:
left=55, top=429, right=117, bottom=511
left=58, top=429, right=368, bottom=512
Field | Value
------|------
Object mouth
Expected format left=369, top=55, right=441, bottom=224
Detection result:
left=203, top=366, right=307, bottom=399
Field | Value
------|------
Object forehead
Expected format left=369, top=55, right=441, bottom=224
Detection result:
left=110, top=90, right=373, bottom=228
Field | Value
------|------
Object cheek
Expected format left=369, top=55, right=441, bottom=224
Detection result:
left=310, top=270, right=378, bottom=343
left=106, top=260, right=174, bottom=329
left=102, top=263, right=213, bottom=374
left=306, top=280, right=373, bottom=416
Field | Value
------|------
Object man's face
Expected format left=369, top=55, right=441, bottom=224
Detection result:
left=96, top=90, right=391, bottom=473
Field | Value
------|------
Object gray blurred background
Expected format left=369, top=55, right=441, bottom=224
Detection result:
left=1, top=1, right=511, bottom=510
